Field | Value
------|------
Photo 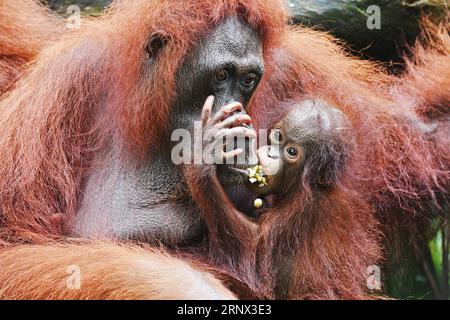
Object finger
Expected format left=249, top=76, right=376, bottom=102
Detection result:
left=211, top=102, right=244, bottom=124
left=201, top=96, right=214, bottom=126
left=220, top=127, right=257, bottom=140
left=216, top=114, right=252, bottom=129
left=223, top=149, right=243, bottom=159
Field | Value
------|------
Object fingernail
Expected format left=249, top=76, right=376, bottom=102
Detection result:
left=206, top=96, right=214, bottom=105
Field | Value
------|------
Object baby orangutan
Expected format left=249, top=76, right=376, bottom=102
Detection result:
left=244, top=100, right=380, bottom=299
left=198, top=98, right=380, bottom=299
left=247, top=99, right=352, bottom=198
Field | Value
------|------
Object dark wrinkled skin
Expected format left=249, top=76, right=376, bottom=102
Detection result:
left=72, top=17, right=263, bottom=244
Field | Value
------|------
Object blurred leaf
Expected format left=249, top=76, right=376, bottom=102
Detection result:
left=429, top=230, right=443, bottom=281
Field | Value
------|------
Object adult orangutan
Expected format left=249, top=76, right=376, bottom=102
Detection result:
left=0, top=0, right=287, bottom=299
left=240, top=24, right=449, bottom=299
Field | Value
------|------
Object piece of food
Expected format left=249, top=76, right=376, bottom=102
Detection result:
left=253, top=198, right=263, bottom=209
left=247, top=165, right=267, bottom=187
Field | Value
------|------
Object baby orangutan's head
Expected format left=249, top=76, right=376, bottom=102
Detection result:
left=247, top=99, right=354, bottom=197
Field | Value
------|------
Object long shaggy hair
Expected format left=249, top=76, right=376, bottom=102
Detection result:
left=0, top=0, right=63, bottom=93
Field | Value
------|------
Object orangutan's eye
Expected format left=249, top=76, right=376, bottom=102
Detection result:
left=216, top=69, right=229, bottom=82
left=241, top=74, right=257, bottom=88
left=286, top=147, right=298, bottom=158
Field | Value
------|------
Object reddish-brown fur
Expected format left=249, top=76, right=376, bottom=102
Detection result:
left=0, top=242, right=236, bottom=299
left=0, top=0, right=63, bottom=94
left=249, top=24, right=449, bottom=299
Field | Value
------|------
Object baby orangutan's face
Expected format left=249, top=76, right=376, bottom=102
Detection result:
left=246, top=100, right=350, bottom=196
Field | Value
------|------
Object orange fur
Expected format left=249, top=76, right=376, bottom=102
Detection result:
left=0, top=0, right=63, bottom=94
left=0, top=242, right=236, bottom=300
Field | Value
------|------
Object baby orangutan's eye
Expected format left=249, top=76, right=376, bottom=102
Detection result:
left=286, top=146, right=298, bottom=158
